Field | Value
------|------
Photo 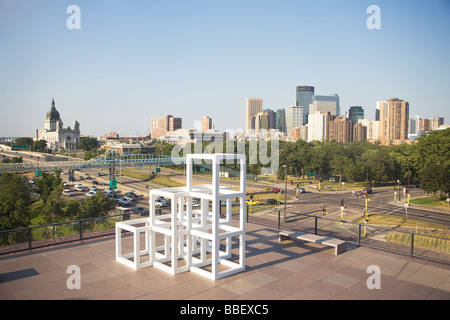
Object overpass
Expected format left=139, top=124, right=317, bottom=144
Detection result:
left=0, top=152, right=185, bottom=174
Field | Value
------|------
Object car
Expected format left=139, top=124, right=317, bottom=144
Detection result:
left=89, top=186, right=98, bottom=192
left=91, top=180, right=99, bottom=185
left=123, top=195, right=135, bottom=201
left=192, top=199, right=201, bottom=208
left=246, top=199, right=260, bottom=205
left=62, top=189, right=74, bottom=196
left=75, top=184, right=85, bottom=191
left=131, top=207, right=148, bottom=216
left=264, top=188, right=272, bottom=192
left=117, top=198, right=132, bottom=206
left=265, top=198, right=278, bottom=205
left=362, top=188, right=373, bottom=194
left=273, top=188, right=281, bottom=193
left=78, top=176, right=84, bottom=180
left=297, top=187, right=306, bottom=193
left=155, top=199, right=168, bottom=207
left=85, top=191, right=97, bottom=197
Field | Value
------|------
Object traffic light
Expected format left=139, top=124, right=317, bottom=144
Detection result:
left=340, top=199, right=344, bottom=207
left=322, top=206, right=327, bottom=215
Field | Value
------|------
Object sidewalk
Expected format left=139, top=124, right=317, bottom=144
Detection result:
left=1, top=222, right=449, bottom=300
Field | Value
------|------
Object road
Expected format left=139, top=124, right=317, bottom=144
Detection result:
left=3, top=149, right=449, bottom=227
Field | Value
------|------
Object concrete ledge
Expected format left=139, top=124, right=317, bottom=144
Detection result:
left=279, top=230, right=347, bottom=255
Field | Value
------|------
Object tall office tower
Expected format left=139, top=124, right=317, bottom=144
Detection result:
left=276, top=108, right=286, bottom=134
left=245, top=98, right=263, bottom=131
left=285, top=106, right=303, bottom=136
left=409, top=115, right=420, bottom=135
left=358, top=119, right=380, bottom=140
left=201, top=116, right=213, bottom=132
left=348, top=106, right=364, bottom=124
left=378, top=98, right=409, bottom=142
left=353, top=123, right=367, bottom=142
left=329, top=116, right=353, bottom=143
left=429, top=117, right=444, bottom=130
left=254, top=112, right=269, bottom=132
left=263, top=109, right=277, bottom=129
left=309, top=94, right=340, bottom=117
left=375, top=105, right=380, bottom=121
left=296, top=86, right=314, bottom=125
left=151, top=114, right=182, bottom=139
left=307, top=112, right=330, bottom=142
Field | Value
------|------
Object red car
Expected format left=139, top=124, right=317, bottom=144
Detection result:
left=273, top=188, right=281, bottom=193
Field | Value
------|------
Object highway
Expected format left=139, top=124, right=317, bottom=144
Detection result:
left=2, top=149, right=449, bottom=227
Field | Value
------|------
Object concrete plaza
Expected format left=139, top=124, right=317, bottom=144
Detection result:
left=0, top=222, right=449, bottom=301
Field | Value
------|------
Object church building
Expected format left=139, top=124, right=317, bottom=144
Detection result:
left=35, top=98, right=80, bottom=152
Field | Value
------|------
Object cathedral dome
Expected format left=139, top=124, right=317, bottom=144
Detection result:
left=46, top=98, right=60, bottom=121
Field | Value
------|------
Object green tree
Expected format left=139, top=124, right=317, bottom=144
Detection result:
left=419, top=164, right=449, bottom=200
left=79, top=137, right=98, bottom=151
left=34, top=171, right=63, bottom=204
left=0, top=173, right=31, bottom=232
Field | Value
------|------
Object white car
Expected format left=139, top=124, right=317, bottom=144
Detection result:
left=89, top=186, right=98, bottom=192
left=75, top=184, right=85, bottom=191
left=62, top=189, right=74, bottom=196
left=85, top=191, right=97, bottom=197
left=155, top=199, right=168, bottom=207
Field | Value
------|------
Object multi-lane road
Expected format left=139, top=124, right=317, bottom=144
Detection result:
left=2, top=149, right=449, bottom=227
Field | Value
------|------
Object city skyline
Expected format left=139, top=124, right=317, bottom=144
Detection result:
left=1, top=0, right=449, bottom=137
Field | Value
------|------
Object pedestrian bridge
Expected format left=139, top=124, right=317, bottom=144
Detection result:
left=0, top=153, right=186, bottom=173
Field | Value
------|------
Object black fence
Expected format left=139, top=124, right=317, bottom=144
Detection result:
left=1, top=207, right=449, bottom=265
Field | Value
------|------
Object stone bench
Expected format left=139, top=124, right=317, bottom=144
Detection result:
left=279, top=230, right=347, bottom=255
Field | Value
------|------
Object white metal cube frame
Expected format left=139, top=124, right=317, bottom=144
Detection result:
left=115, top=217, right=152, bottom=270
left=115, top=153, right=246, bottom=281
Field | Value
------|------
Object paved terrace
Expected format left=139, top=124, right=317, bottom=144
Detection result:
left=0, top=222, right=449, bottom=301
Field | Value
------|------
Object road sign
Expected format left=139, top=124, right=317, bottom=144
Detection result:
left=156, top=168, right=161, bottom=173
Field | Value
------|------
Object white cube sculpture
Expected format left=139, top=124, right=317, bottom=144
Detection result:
left=115, top=153, right=246, bottom=281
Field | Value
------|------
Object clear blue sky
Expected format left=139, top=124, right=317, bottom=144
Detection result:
left=1, top=0, right=449, bottom=137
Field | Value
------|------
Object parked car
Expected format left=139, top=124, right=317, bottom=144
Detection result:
left=62, top=189, right=74, bottom=196
left=75, top=184, right=85, bottom=191
left=362, top=188, right=373, bottom=194
left=85, top=191, right=97, bottom=197
left=131, top=207, right=148, bottom=216
left=125, top=192, right=138, bottom=197
left=91, top=180, right=99, bottom=185
left=273, top=188, right=281, bottom=193
left=117, top=198, right=132, bottom=206
left=89, top=186, right=98, bottom=192
left=265, top=198, right=277, bottom=205
left=246, top=199, right=260, bottom=205
left=192, top=199, right=200, bottom=208
left=155, top=198, right=168, bottom=207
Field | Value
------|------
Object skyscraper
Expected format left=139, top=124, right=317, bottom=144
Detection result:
left=309, top=94, right=340, bottom=117
left=378, top=98, right=409, bottom=142
left=276, top=109, right=286, bottom=134
left=151, top=114, right=182, bottom=139
left=201, top=116, right=213, bottom=132
left=245, top=98, right=263, bottom=131
left=348, top=106, right=364, bottom=123
left=285, top=106, right=303, bottom=136
left=296, top=86, right=314, bottom=125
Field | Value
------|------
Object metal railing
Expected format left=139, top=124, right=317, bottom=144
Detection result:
left=247, top=207, right=450, bottom=264
left=1, top=207, right=449, bottom=265
left=0, top=214, right=131, bottom=255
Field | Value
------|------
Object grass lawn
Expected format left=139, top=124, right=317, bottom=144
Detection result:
left=353, top=214, right=450, bottom=254
left=410, top=196, right=449, bottom=208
